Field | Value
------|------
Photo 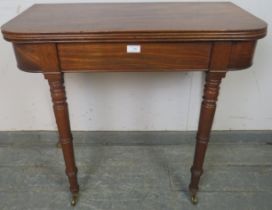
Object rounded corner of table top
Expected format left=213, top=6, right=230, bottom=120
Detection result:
left=0, top=2, right=268, bottom=43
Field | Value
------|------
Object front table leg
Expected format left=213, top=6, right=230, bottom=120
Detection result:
left=44, top=73, right=79, bottom=206
left=189, top=71, right=226, bottom=204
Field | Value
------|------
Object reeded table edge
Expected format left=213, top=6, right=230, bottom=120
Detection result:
left=1, top=28, right=267, bottom=43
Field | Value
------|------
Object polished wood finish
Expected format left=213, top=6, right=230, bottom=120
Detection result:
left=1, top=2, right=267, bottom=42
left=229, top=41, right=257, bottom=70
left=1, top=2, right=267, bottom=206
left=189, top=71, right=226, bottom=199
left=58, top=43, right=211, bottom=71
left=11, top=41, right=259, bottom=73
left=45, top=73, right=79, bottom=196
left=13, top=43, right=59, bottom=72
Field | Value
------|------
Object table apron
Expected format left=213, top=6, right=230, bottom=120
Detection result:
left=12, top=41, right=257, bottom=73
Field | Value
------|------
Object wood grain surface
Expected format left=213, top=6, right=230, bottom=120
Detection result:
left=0, top=2, right=268, bottom=206
left=1, top=2, right=267, bottom=42
left=58, top=43, right=211, bottom=71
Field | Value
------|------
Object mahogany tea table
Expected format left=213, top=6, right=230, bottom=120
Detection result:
left=1, top=2, right=267, bottom=206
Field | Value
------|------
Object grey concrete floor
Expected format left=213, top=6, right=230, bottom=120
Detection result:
left=0, top=131, right=272, bottom=210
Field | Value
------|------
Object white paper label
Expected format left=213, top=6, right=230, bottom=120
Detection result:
left=127, top=45, right=141, bottom=53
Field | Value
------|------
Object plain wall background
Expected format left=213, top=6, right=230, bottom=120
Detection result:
left=0, top=0, right=271, bottom=131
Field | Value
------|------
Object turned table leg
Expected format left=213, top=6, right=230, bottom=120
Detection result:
left=189, top=71, right=226, bottom=204
left=44, top=73, right=79, bottom=206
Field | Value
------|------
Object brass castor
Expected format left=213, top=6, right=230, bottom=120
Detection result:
left=191, top=195, right=198, bottom=205
left=71, top=193, right=79, bottom=206
left=56, top=142, right=61, bottom=148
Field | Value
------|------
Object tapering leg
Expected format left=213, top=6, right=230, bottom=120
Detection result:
left=44, top=73, right=79, bottom=206
left=189, top=71, right=226, bottom=204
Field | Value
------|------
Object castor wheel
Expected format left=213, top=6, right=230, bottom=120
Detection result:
left=56, top=142, right=61, bottom=148
left=71, top=193, right=79, bottom=206
left=191, top=195, right=198, bottom=205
